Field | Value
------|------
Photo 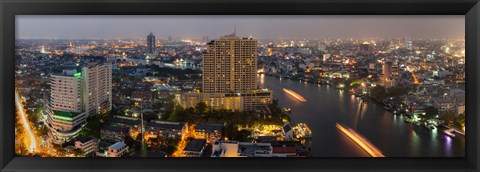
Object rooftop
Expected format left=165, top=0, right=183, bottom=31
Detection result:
left=272, top=147, right=297, bottom=154
left=146, top=121, right=185, bottom=130
left=195, top=122, right=224, bottom=131
left=184, top=139, right=206, bottom=152
left=238, top=142, right=272, bottom=157
left=53, top=69, right=81, bottom=77
left=75, top=137, right=97, bottom=144
left=109, top=142, right=127, bottom=150
left=282, top=124, right=292, bottom=133
left=110, top=116, right=141, bottom=126
left=102, top=125, right=129, bottom=133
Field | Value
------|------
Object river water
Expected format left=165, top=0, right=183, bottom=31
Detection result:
left=259, top=75, right=465, bottom=157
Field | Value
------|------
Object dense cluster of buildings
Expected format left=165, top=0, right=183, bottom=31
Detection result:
left=183, top=139, right=299, bottom=157
left=257, top=37, right=465, bottom=126
left=14, top=28, right=464, bottom=157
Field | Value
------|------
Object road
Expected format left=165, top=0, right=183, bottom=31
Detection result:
left=15, top=88, right=38, bottom=153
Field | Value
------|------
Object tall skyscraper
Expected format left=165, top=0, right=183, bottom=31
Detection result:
left=147, top=32, right=156, bottom=54
left=178, top=32, right=272, bottom=111
left=82, top=62, right=112, bottom=116
left=45, top=63, right=112, bottom=144
left=202, top=33, right=258, bottom=93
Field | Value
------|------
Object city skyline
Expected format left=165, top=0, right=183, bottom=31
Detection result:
left=16, top=15, right=464, bottom=40
left=14, top=17, right=465, bottom=158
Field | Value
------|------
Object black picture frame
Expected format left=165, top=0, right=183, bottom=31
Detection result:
left=1, top=0, right=479, bottom=171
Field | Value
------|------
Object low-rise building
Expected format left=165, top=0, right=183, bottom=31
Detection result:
left=195, top=122, right=224, bottom=143
left=109, top=115, right=141, bottom=134
left=107, top=142, right=129, bottom=157
left=176, top=89, right=273, bottom=111
left=183, top=139, right=206, bottom=157
left=272, top=146, right=298, bottom=157
left=145, top=120, right=186, bottom=139
left=211, top=140, right=239, bottom=157
left=433, top=97, right=454, bottom=112
left=131, top=91, right=153, bottom=107
left=455, top=95, right=465, bottom=115
left=282, top=122, right=294, bottom=140
left=74, top=137, right=98, bottom=155
left=238, top=142, right=273, bottom=157
left=101, top=125, right=130, bottom=142
left=211, top=140, right=294, bottom=157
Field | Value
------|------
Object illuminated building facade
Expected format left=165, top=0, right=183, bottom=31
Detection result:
left=46, top=69, right=87, bottom=144
left=178, top=33, right=273, bottom=111
left=82, top=62, right=112, bottom=116
left=46, top=63, right=112, bottom=144
left=202, top=33, right=258, bottom=93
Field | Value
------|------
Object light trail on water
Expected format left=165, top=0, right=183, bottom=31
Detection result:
left=336, top=123, right=385, bottom=157
left=283, top=88, right=307, bottom=102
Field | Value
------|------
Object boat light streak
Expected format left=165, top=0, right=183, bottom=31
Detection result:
left=336, top=123, right=384, bottom=157
left=283, top=88, right=307, bottom=102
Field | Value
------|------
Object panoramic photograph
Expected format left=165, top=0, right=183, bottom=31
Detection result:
left=14, top=15, right=465, bottom=158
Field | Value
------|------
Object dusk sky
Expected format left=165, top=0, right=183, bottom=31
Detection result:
left=16, top=15, right=464, bottom=40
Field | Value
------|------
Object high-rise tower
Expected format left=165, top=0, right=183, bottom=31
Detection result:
left=177, top=32, right=272, bottom=111
left=202, top=33, right=258, bottom=93
left=45, top=63, right=112, bottom=144
left=147, top=32, right=156, bottom=54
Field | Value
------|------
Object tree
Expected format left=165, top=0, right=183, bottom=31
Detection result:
left=168, top=104, right=184, bottom=121
left=143, top=113, right=159, bottom=122
left=195, top=102, right=207, bottom=113
left=370, top=86, right=386, bottom=100
left=440, top=111, right=456, bottom=126
left=34, top=107, right=44, bottom=119
left=230, top=130, right=253, bottom=142
left=454, top=113, right=465, bottom=131
left=73, top=148, right=84, bottom=157
left=124, top=135, right=137, bottom=148
left=78, top=114, right=108, bottom=138
left=387, top=86, right=408, bottom=97
left=424, top=106, right=439, bottom=121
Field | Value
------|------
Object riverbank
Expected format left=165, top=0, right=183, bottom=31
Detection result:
left=260, top=75, right=465, bottom=157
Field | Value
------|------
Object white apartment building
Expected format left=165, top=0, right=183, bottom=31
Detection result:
left=46, top=63, right=112, bottom=144
left=82, top=62, right=112, bottom=116
left=46, top=69, right=88, bottom=144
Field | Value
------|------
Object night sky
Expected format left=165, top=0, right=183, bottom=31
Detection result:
left=16, top=15, right=465, bottom=40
